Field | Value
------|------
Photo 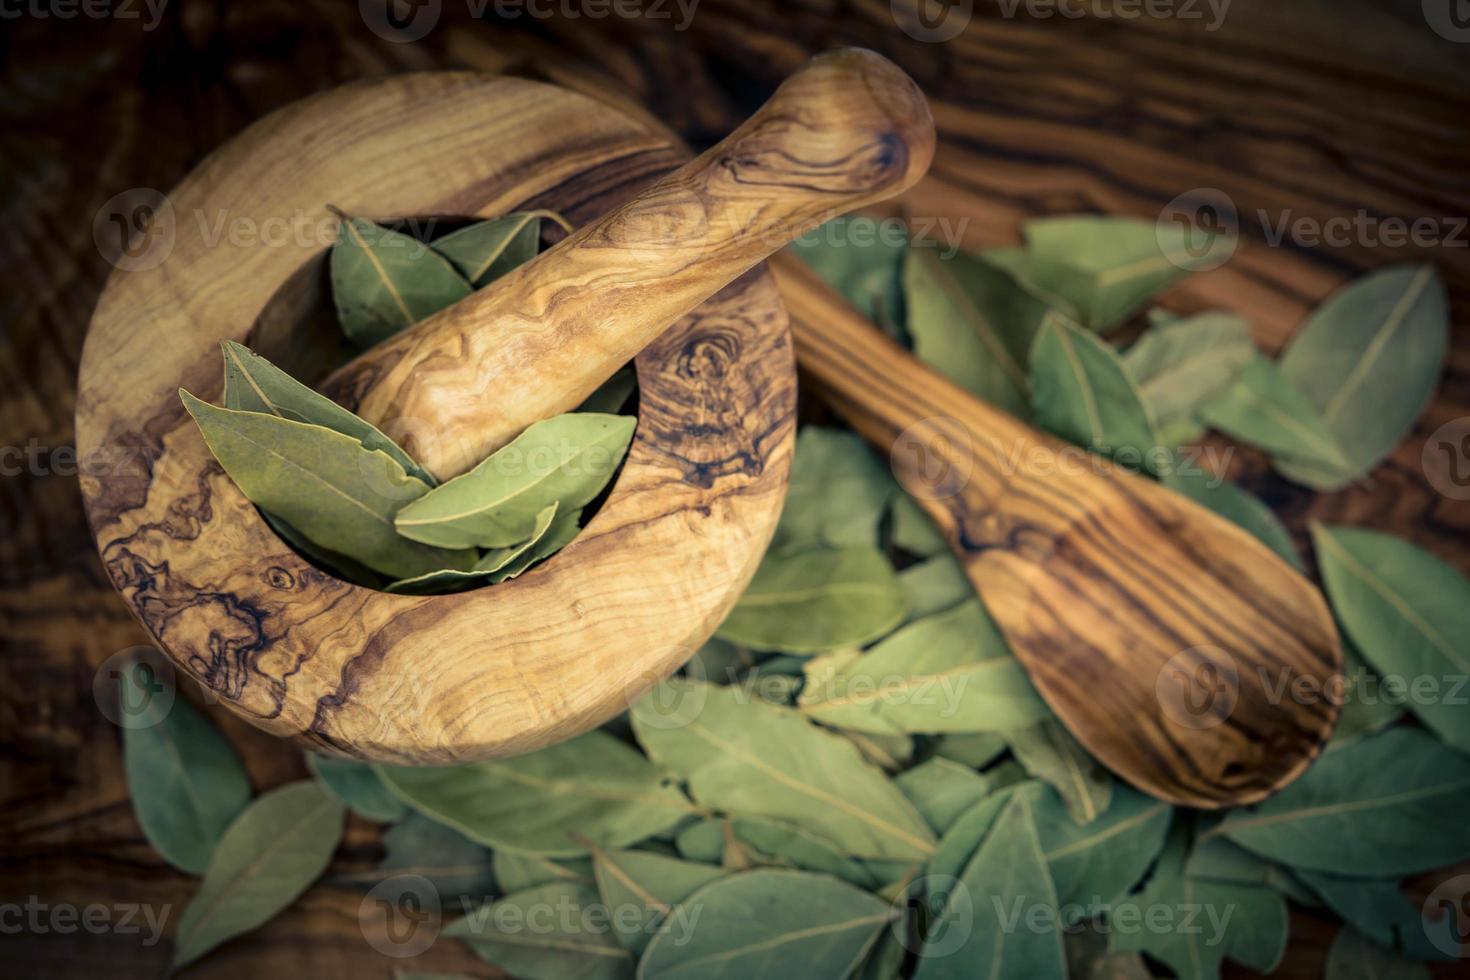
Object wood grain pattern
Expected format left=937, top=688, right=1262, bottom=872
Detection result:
left=320, top=48, right=934, bottom=480
left=74, top=73, right=797, bottom=764
left=773, top=253, right=1341, bottom=809
left=4, top=2, right=1466, bottom=975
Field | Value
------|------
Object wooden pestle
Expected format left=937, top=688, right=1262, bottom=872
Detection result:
left=321, top=48, right=936, bottom=481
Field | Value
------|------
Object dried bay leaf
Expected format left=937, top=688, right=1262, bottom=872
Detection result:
left=934, top=731, right=1008, bottom=770
left=220, top=340, right=433, bottom=484
left=578, top=365, right=638, bottom=415
left=431, top=210, right=567, bottom=287
left=1313, top=524, right=1470, bottom=756
left=1122, top=312, right=1253, bottom=441
left=394, top=413, right=633, bottom=549
left=1331, top=639, right=1404, bottom=746
left=378, top=730, right=695, bottom=857
left=914, top=787, right=1067, bottom=980
left=331, top=213, right=471, bottom=347
left=796, top=600, right=1049, bottom=735
left=1005, top=719, right=1112, bottom=825
left=447, top=881, right=633, bottom=980
left=903, top=247, right=1044, bottom=418
left=1066, top=928, right=1153, bottom=980
left=631, top=680, right=936, bottom=862
left=171, top=781, right=345, bottom=970
left=1326, top=927, right=1432, bottom=980
left=893, top=758, right=991, bottom=834
left=670, top=816, right=877, bottom=887
left=123, top=695, right=251, bottom=874
left=774, top=427, right=896, bottom=550
left=988, top=216, right=1228, bottom=332
left=370, top=813, right=496, bottom=902
left=889, top=492, right=947, bottom=558
left=1276, top=265, right=1448, bottom=489
left=898, top=553, right=971, bottom=621
left=1298, top=870, right=1458, bottom=961
left=1163, top=467, right=1303, bottom=570
left=589, top=848, right=726, bottom=955
left=1198, top=355, right=1350, bottom=473
left=181, top=392, right=474, bottom=579
left=788, top=216, right=908, bottom=337
left=1034, top=784, right=1171, bottom=915
left=638, top=868, right=892, bottom=980
left=385, top=503, right=560, bottom=594
left=493, top=850, right=593, bottom=893
left=715, top=546, right=907, bottom=654
left=306, top=753, right=408, bottom=822
left=1029, top=314, right=1165, bottom=472
left=1183, top=836, right=1317, bottom=906
left=1211, top=727, right=1470, bottom=876
left=925, top=785, right=1021, bottom=885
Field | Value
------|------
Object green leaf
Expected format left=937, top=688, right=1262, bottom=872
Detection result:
left=1122, top=312, right=1253, bottom=441
left=371, top=813, right=496, bottom=901
left=171, top=781, right=345, bottom=970
left=590, top=848, right=726, bottom=955
left=1065, top=928, right=1153, bottom=980
left=493, top=850, right=593, bottom=892
left=898, top=553, right=972, bottom=621
left=670, top=816, right=879, bottom=887
left=263, top=511, right=385, bottom=586
left=1276, top=265, right=1449, bottom=489
left=889, top=492, right=947, bottom=558
left=914, top=788, right=1067, bottom=980
left=385, top=502, right=561, bottom=594
left=1183, top=836, right=1317, bottom=906
left=1198, top=355, right=1350, bottom=472
left=394, top=413, right=634, bottom=548
left=306, top=753, right=408, bottom=822
left=638, top=868, right=892, bottom=980
left=1110, top=824, right=1288, bottom=980
left=796, top=600, right=1049, bottom=734
left=180, top=391, right=474, bottom=579
left=1034, top=785, right=1171, bottom=915
left=987, top=216, right=1229, bottom=331
left=1326, top=927, right=1432, bottom=980
left=774, top=427, right=896, bottom=550
left=631, top=679, right=936, bottom=862
left=432, top=211, right=563, bottom=287
left=1312, top=524, right=1470, bottom=756
left=715, top=546, right=907, bottom=654
left=1162, top=467, right=1303, bottom=569
left=123, top=696, right=251, bottom=874
left=377, top=730, right=695, bottom=857
left=1029, top=313, right=1165, bottom=472
left=788, top=216, right=907, bottom=337
left=1211, top=727, right=1470, bottom=875
left=447, top=881, right=633, bottom=980
left=1300, top=870, right=1457, bottom=962
left=331, top=213, right=472, bottom=347
left=933, top=732, right=1008, bottom=770
left=1331, top=639, right=1405, bottom=745
left=926, top=785, right=1020, bottom=884
left=894, top=758, right=991, bottom=834
left=220, top=341, right=433, bottom=484
left=903, top=248, right=1044, bottom=417
left=1005, top=719, right=1112, bottom=825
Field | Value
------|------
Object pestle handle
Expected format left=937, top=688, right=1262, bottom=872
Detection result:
left=322, top=48, right=935, bottom=480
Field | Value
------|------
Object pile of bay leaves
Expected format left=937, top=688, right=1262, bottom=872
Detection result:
left=123, top=212, right=1470, bottom=979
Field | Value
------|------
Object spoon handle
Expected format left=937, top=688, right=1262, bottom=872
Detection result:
left=323, top=48, right=934, bottom=480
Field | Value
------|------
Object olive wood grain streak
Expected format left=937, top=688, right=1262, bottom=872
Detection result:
left=76, top=74, right=795, bottom=763
left=773, top=254, right=1342, bottom=809
left=321, top=48, right=936, bottom=480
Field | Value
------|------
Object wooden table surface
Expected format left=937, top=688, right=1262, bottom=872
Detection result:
left=1, top=2, right=1466, bottom=977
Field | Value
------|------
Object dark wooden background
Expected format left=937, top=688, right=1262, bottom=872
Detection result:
left=2, top=1, right=1467, bottom=977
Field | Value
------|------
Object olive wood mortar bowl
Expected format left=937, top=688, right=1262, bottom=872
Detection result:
left=77, top=51, right=934, bottom=763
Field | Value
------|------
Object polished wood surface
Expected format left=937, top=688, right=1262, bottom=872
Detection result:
left=3, top=2, right=1466, bottom=976
left=323, top=49, right=935, bottom=479
left=775, top=253, right=1340, bottom=808
left=75, top=72, right=797, bottom=764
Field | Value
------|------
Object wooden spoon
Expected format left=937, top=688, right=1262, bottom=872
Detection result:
left=771, top=253, right=1342, bottom=808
